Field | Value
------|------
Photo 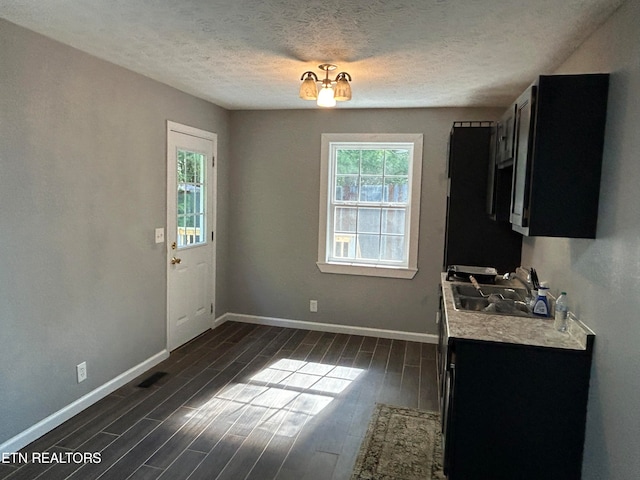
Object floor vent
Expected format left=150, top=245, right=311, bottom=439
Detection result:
left=137, top=371, right=167, bottom=388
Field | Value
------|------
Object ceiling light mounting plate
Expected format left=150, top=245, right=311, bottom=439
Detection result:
left=318, top=63, right=337, bottom=72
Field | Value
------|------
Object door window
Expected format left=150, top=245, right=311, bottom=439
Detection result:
left=177, top=149, right=206, bottom=247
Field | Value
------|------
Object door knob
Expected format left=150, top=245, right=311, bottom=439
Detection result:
left=171, top=256, right=182, bottom=265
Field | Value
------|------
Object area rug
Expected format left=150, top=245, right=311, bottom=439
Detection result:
left=351, top=403, right=445, bottom=480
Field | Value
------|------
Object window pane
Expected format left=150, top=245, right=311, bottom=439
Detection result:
left=193, top=185, right=203, bottom=214
left=190, top=152, right=203, bottom=182
left=361, top=150, right=384, bottom=175
left=337, top=150, right=360, bottom=174
left=335, top=207, right=357, bottom=232
left=180, top=151, right=193, bottom=183
left=186, top=152, right=195, bottom=182
left=385, top=149, right=410, bottom=175
left=357, top=234, right=380, bottom=260
left=177, top=150, right=186, bottom=183
left=335, top=175, right=359, bottom=201
left=360, top=176, right=383, bottom=202
left=334, top=234, right=355, bottom=258
left=382, top=209, right=406, bottom=234
left=177, top=186, right=187, bottom=216
left=381, top=236, right=405, bottom=261
left=194, top=154, right=204, bottom=183
left=358, top=208, right=381, bottom=234
left=195, top=214, right=205, bottom=243
left=384, top=177, right=409, bottom=203
left=185, top=187, right=195, bottom=214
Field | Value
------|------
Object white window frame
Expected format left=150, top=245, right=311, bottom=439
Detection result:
left=317, top=133, right=423, bottom=279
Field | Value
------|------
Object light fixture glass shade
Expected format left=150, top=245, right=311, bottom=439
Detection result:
left=334, top=77, right=352, bottom=101
left=317, top=85, right=336, bottom=107
left=299, top=76, right=318, bottom=100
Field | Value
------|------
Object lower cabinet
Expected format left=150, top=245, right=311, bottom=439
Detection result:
left=439, top=336, right=593, bottom=479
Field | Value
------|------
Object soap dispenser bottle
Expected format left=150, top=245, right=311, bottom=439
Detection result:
left=533, top=283, right=550, bottom=317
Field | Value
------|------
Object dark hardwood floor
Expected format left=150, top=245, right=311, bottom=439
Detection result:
left=2, top=321, right=439, bottom=480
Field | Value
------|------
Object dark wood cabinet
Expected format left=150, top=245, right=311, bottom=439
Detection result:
left=509, top=74, right=609, bottom=238
left=486, top=127, right=515, bottom=222
left=510, top=85, right=535, bottom=229
left=444, top=122, right=522, bottom=273
left=487, top=106, right=517, bottom=222
left=441, top=336, right=594, bottom=480
left=495, top=105, right=515, bottom=166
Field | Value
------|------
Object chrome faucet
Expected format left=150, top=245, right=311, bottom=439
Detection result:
left=503, top=267, right=535, bottom=299
left=514, top=276, right=533, bottom=296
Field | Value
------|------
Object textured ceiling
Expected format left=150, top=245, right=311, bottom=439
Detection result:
left=0, top=0, right=625, bottom=110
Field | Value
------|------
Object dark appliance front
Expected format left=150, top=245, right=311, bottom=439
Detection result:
left=443, top=122, right=522, bottom=274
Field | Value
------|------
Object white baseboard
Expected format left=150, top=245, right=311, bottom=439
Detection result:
left=212, top=314, right=228, bottom=329
left=0, top=349, right=170, bottom=455
left=2, top=315, right=434, bottom=454
left=218, top=312, right=438, bottom=344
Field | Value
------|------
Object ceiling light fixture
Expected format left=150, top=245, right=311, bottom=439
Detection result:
left=299, top=64, right=352, bottom=107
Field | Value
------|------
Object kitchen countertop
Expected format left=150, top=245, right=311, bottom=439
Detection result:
left=441, top=273, right=594, bottom=351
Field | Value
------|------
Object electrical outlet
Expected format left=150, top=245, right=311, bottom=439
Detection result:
left=310, top=300, right=318, bottom=313
left=76, top=362, right=87, bottom=383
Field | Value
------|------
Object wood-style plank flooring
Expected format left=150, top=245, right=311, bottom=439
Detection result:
left=2, top=321, right=439, bottom=480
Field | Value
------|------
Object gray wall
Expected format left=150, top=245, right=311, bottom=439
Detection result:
left=228, top=108, right=502, bottom=334
left=0, top=19, right=230, bottom=445
left=520, top=0, right=640, bottom=478
left=8, top=3, right=636, bottom=474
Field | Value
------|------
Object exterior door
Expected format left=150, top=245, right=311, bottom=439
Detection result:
left=166, top=121, right=216, bottom=351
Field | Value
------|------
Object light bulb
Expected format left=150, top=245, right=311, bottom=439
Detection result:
left=317, top=85, right=336, bottom=107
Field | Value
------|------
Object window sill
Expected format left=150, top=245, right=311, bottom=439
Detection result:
left=316, top=262, right=418, bottom=279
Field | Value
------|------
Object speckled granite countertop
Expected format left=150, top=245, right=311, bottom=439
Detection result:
left=441, top=273, right=594, bottom=351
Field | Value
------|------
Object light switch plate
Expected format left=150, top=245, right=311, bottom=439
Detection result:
left=155, top=228, right=164, bottom=243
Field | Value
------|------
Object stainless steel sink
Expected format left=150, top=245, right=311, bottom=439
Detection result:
left=451, top=284, right=535, bottom=317
left=451, top=284, right=527, bottom=300
left=456, top=297, right=493, bottom=311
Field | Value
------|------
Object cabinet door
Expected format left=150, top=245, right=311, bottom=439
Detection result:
left=510, top=86, right=535, bottom=228
left=442, top=351, right=455, bottom=475
left=511, top=74, right=608, bottom=238
left=437, top=299, right=448, bottom=418
left=488, top=105, right=517, bottom=223
left=485, top=126, right=498, bottom=217
left=445, top=339, right=592, bottom=479
left=496, top=106, right=515, bottom=165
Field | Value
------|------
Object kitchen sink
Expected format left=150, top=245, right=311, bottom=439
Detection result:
left=451, top=284, right=535, bottom=317
left=451, top=284, right=527, bottom=300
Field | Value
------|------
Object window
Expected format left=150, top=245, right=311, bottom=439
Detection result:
left=317, top=133, right=423, bottom=279
left=176, top=149, right=207, bottom=247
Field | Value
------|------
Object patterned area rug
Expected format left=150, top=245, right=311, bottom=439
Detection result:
left=351, top=404, right=445, bottom=480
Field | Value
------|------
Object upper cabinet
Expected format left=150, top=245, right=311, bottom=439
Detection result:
left=508, top=74, right=609, bottom=238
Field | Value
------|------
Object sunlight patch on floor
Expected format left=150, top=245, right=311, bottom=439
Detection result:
left=184, top=359, right=365, bottom=437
